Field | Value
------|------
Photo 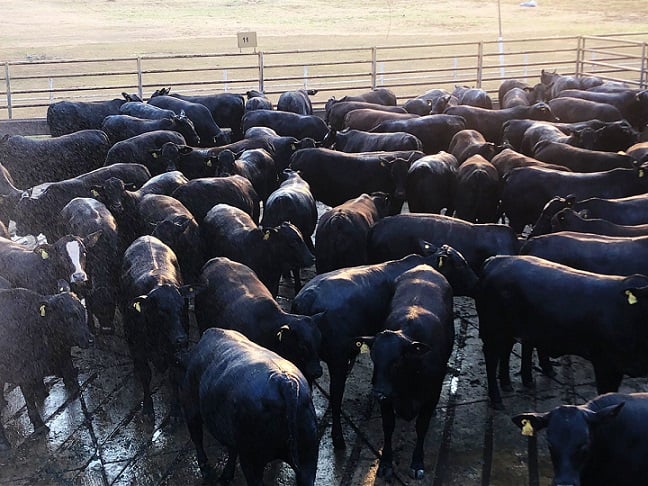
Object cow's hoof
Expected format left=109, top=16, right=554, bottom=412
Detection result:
left=332, top=435, right=346, bottom=450
left=410, top=468, right=425, bottom=480
left=376, top=463, right=393, bottom=479
left=32, top=424, right=49, bottom=436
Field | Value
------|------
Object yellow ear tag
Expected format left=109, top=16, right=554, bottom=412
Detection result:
left=39, top=304, right=46, bottom=317
left=91, top=189, right=100, bottom=198
left=521, top=419, right=534, bottom=437
left=626, top=290, right=638, bottom=305
left=360, top=343, right=370, bottom=354
left=133, top=301, right=142, bottom=313
left=206, top=160, right=212, bottom=167
left=277, top=330, right=283, bottom=342
left=152, top=152, right=159, bottom=159
left=640, top=169, right=645, bottom=178
left=40, top=249, right=49, bottom=260
left=438, top=256, right=445, bottom=269
left=263, top=231, right=271, bottom=241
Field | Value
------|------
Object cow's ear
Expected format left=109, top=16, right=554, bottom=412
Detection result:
left=124, top=182, right=139, bottom=191
left=585, top=402, right=624, bottom=426
left=56, top=279, right=71, bottom=293
left=262, top=228, right=278, bottom=240
left=34, top=244, right=51, bottom=260
left=417, top=239, right=438, bottom=256
left=354, top=336, right=374, bottom=354
left=178, top=145, right=193, bottom=155
left=180, top=284, right=204, bottom=299
left=84, top=231, right=102, bottom=249
left=511, top=412, right=550, bottom=437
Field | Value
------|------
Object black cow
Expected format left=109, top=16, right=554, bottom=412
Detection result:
left=448, top=129, right=499, bottom=164
left=12, top=163, right=151, bottom=240
left=171, top=175, right=260, bottom=223
left=120, top=235, right=195, bottom=418
left=367, top=212, right=519, bottom=273
left=406, top=152, right=459, bottom=214
left=0, top=130, right=111, bottom=188
left=179, top=328, right=319, bottom=485
left=521, top=231, right=648, bottom=277
left=518, top=122, right=579, bottom=156
left=148, top=94, right=230, bottom=147
left=548, top=96, right=624, bottom=123
left=60, top=197, right=120, bottom=333
left=0, top=289, right=91, bottom=451
left=245, top=90, right=273, bottom=110
left=322, top=128, right=422, bottom=153
left=104, top=130, right=187, bottom=174
left=139, top=194, right=205, bottom=284
left=454, top=154, right=500, bottom=223
left=476, top=254, right=648, bottom=408
left=500, top=87, right=539, bottom=108
left=194, top=257, right=324, bottom=381
left=343, top=109, right=419, bottom=132
left=47, top=94, right=131, bottom=136
left=444, top=103, right=557, bottom=144
left=326, top=101, right=408, bottom=131
left=457, top=87, right=492, bottom=109
left=550, top=207, right=648, bottom=237
left=499, top=164, right=648, bottom=234
left=314, top=192, right=390, bottom=274
left=328, top=88, right=397, bottom=106
left=556, top=88, right=648, bottom=129
left=571, top=193, right=648, bottom=225
left=357, top=264, right=456, bottom=480
left=149, top=142, right=219, bottom=179
left=165, top=90, right=246, bottom=141
left=292, top=243, right=478, bottom=449
left=277, top=88, right=318, bottom=115
left=241, top=109, right=329, bottom=141
left=627, top=141, right=648, bottom=164
left=532, top=140, right=636, bottom=173
left=370, top=114, right=467, bottom=154
left=119, top=101, right=176, bottom=120
left=202, top=204, right=314, bottom=296
left=100, top=114, right=201, bottom=146
left=512, top=393, right=648, bottom=486
left=289, top=147, right=423, bottom=214
left=214, top=148, right=278, bottom=202
left=261, top=169, right=318, bottom=291
left=490, top=148, right=570, bottom=180
left=0, top=233, right=98, bottom=295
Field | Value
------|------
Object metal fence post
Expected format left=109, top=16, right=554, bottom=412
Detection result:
left=137, top=57, right=143, bottom=100
left=258, top=51, right=265, bottom=93
left=371, top=47, right=377, bottom=90
left=641, top=42, right=647, bottom=89
left=476, top=42, right=484, bottom=88
left=5, top=62, right=12, bottom=120
left=576, top=36, right=584, bottom=77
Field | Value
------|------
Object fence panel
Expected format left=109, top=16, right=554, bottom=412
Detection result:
left=1, top=33, right=646, bottom=120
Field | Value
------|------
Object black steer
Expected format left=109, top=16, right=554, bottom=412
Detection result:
left=405, top=152, right=460, bottom=214
left=195, top=257, right=324, bottom=382
left=0, top=289, right=91, bottom=451
left=179, top=328, right=319, bottom=485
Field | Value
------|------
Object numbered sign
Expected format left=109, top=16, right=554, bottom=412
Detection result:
left=237, top=32, right=258, bottom=49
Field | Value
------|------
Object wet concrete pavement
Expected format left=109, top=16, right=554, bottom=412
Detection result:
left=2, top=262, right=648, bottom=485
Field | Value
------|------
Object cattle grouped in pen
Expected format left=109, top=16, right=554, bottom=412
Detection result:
left=1, top=71, right=648, bottom=485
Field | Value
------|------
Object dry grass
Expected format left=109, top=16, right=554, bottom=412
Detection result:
left=2, top=0, right=648, bottom=62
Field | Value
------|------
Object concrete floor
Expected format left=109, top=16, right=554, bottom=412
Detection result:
left=2, top=271, right=648, bottom=485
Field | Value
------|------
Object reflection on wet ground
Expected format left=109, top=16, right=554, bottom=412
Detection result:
left=2, top=270, right=647, bottom=485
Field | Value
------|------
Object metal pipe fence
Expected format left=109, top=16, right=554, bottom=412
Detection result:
left=1, top=32, right=646, bottom=120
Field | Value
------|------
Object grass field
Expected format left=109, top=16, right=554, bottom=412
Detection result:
left=2, top=0, right=648, bottom=62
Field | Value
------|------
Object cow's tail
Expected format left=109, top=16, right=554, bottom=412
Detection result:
left=279, top=373, right=302, bottom=473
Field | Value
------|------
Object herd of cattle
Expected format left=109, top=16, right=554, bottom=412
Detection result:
left=1, top=69, right=648, bottom=485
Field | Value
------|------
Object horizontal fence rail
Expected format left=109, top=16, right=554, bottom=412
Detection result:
left=1, top=32, right=647, bottom=121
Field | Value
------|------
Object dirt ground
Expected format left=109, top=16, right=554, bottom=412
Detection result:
left=2, top=0, right=648, bottom=62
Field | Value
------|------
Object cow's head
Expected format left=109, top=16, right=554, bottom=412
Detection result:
left=263, top=221, right=314, bottom=269
left=42, top=291, right=93, bottom=350
left=512, top=402, right=624, bottom=486
left=274, top=312, right=324, bottom=383
left=421, top=242, right=479, bottom=297
left=528, top=194, right=576, bottom=238
left=170, top=114, right=200, bottom=147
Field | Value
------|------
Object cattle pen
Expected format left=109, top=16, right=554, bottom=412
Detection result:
left=1, top=30, right=648, bottom=486
left=1, top=32, right=648, bottom=129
